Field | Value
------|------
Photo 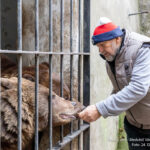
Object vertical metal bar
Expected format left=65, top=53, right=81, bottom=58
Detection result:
left=17, top=0, right=22, bottom=149
left=35, top=56, right=39, bottom=150
left=83, top=0, right=90, bottom=101
left=0, top=1, right=1, bottom=148
left=70, top=0, right=73, bottom=149
left=78, top=0, right=81, bottom=149
left=17, top=0, right=22, bottom=50
left=0, top=0, right=2, bottom=144
left=0, top=1, right=1, bottom=147
left=35, top=0, right=39, bottom=51
left=49, top=55, right=53, bottom=150
left=49, top=0, right=53, bottom=149
left=70, top=0, right=73, bottom=53
left=83, top=0, right=90, bottom=150
left=35, top=0, right=39, bottom=149
left=0, top=55, right=1, bottom=150
left=17, top=55, right=22, bottom=150
left=49, top=0, right=53, bottom=53
left=0, top=0, right=1, bottom=49
left=0, top=1, right=1, bottom=145
left=60, top=0, right=64, bottom=143
left=78, top=57, right=81, bottom=150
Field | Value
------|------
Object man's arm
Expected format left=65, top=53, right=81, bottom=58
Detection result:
left=96, top=47, right=150, bottom=118
left=78, top=47, right=150, bottom=122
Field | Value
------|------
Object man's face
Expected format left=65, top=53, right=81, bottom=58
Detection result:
left=96, top=38, right=120, bottom=61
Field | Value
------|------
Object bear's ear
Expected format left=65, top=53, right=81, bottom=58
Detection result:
left=1, top=54, right=16, bottom=71
left=23, top=74, right=35, bottom=82
left=41, top=62, right=49, bottom=68
left=1, top=78, right=15, bottom=90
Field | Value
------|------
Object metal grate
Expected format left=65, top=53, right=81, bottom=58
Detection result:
left=0, top=0, right=90, bottom=149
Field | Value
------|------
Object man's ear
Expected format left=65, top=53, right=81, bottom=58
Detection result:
left=116, top=37, right=121, bottom=45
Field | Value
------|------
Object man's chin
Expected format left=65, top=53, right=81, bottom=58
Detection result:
left=105, top=55, right=115, bottom=62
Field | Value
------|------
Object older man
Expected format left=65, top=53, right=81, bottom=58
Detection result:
left=78, top=17, right=150, bottom=150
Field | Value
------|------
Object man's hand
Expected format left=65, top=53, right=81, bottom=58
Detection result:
left=78, top=105, right=101, bottom=123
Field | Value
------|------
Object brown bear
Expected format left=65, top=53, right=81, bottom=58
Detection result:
left=1, top=77, right=84, bottom=150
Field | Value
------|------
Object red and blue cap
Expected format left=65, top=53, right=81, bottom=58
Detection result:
left=92, top=17, right=123, bottom=45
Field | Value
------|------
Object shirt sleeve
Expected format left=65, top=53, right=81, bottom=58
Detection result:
left=96, top=47, right=150, bottom=118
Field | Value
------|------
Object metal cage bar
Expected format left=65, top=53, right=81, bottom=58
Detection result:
left=34, top=0, right=40, bottom=149
left=60, top=0, right=64, bottom=143
left=0, top=54, right=2, bottom=149
left=49, top=0, right=53, bottom=149
left=35, top=55, right=39, bottom=150
left=0, top=0, right=1, bottom=49
left=17, top=0, right=23, bottom=149
left=53, top=123, right=89, bottom=150
left=35, top=0, right=39, bottom=51
left=0, top=50, right=90, bottom=55
left=0, top=1, right=1, bottom=149
left=83, top=0, right=90, bottom=150
left=70, top=0, right=73, bottom=149
left=78, top=0, right=81, bottom=149
left=49, top=54, right=53, bottom=150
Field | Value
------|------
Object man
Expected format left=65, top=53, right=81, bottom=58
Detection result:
left=78, top=17, right=150, bottom=150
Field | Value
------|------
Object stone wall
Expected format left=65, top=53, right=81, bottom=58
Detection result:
left=139, top=0, right=150, bottom=36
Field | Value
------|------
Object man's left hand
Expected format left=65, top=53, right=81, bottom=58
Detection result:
left=78, top=105, right=101, bottom=123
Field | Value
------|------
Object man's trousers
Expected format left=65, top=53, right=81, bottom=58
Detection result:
left=124, top=117, right=150, bottom=150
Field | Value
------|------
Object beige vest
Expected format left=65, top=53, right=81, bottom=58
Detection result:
left=106, top=30, right=150, bottom=129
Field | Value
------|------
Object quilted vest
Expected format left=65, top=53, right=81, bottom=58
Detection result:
left=106, top=30, right=150, bottom=129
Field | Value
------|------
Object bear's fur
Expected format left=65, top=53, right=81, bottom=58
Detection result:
left=1, top=77, right=84, bottom=150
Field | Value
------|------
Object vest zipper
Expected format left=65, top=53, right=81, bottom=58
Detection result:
left=114, top=74, right=120, bottom=90
left=114, top=62, right=120, bottom=90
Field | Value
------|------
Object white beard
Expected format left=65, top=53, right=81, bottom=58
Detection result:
left=105, top=55, right=116, bottom=62
left=105, top=48, right=119, bottom=62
